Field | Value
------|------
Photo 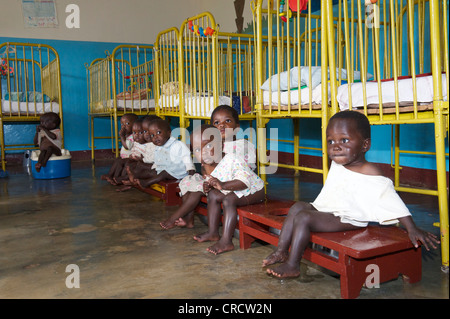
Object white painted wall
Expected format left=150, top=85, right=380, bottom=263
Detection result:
left=0, top=0, right=254, bottom=44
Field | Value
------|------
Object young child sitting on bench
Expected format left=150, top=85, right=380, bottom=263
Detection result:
left=127, top=118, right=195, bottom=188
left=101, top=113, right=138, bottom=184
left=33, top=112, right=62, bottom=172
left=190, top=124, right=265, bottom=255
left=160, top=105, right=256, bottom=230
left=263, top=110, right=440, bottom=278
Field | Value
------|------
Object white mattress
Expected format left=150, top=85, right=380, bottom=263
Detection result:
left=159, top=94, right=231, bottom=117
left=262, top=83, right=327, bottom=106
left=1, top=100, right=60, bottom=115
left=108, top=98, right=156, bottom=110
left=337, top=74, right=447, bottom=110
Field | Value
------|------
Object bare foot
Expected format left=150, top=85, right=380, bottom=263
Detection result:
left=174, top=217, right=194, bottom=228
left=160, top=219, right=177, bottom=230
left=206, top=240, right=234, bottom=255
left=193, top=232, right=219, bottom=243
left=262, top=250, right=289, bottom=267
left=116, top=185, right=132, bottom=192
left=266, top=263, right=300, bottom=278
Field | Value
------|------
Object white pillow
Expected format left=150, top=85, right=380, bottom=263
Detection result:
left=261, top=66, right=322, bottom=91
left=261, top=66, right=372, bottom=91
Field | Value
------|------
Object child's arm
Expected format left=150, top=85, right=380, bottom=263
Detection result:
left=398, top=216, right=440, bottom=251
left=41, top=127, right=58, bottom=140
left=119, top=127, right=129, bottom=150
left=206, top=176, right=247, bottom=192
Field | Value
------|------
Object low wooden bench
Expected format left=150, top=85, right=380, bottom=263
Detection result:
left=136, top=180, right=182, bottom=206
left=237, top=200, right=422, bottom=299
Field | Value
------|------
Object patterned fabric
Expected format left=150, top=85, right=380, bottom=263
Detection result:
left=223, top=139, right=256, bottom=170
left=210, top=153, right=264, bottom=198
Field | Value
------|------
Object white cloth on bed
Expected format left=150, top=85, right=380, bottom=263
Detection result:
left=262, top=83, right=327, bottom=106
left=107, top=98, right=156, bottom=110
left=261, top=66, right=369, bottom=91
left=311, top=161, right=411, bottom=227
left=1, top=100, right=60, bottom=114
left=159, top=94, right=231, bottom=117
left=337, top=74, right=448, bottom=110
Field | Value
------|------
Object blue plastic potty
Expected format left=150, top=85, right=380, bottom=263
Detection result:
left=31, top=149, right=71, bottom=179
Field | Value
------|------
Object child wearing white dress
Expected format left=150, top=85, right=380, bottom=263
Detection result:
left=263, top=110, right=440, bottom=278
left=191, top=124, right=265, bottom=255
left=160, top=105, right=256, bottom=230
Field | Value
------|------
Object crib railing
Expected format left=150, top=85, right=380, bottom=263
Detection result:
left=328, top=0, right=449, bottom=270
left=217, top=32, right=258, bottom=119
left=154, top=27, right=182, bottom=118
left=253, top=0, right=329, bottom=116
left=1, top=42, right=63, bottom=171
left=179, top=11, right=218, bottom=123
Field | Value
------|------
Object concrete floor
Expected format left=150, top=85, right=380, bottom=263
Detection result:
left=0, top=159, right=448, bottom=301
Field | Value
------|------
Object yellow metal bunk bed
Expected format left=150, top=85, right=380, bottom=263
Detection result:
left=1, top=42, right=63, bottom=172
left=253, top=0, right=332, bottom=183
left=154, top=12, right=258, bottom=142
left=327, top=0, right=448, bottom=269
left=86, top=44, right=155, bottom=161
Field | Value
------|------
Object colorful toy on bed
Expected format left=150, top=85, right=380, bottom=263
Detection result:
left=187, top=20, right=215, bottom=37
left=279, top=0, right=309, bottom=22
left=0, top=59, right=14, bottom=78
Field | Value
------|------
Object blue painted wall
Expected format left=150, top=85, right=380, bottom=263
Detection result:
left=1, top=36, right=447, bottom=171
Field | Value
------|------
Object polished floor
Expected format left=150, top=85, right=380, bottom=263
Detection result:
left=0, top=159, right=448, bottom=300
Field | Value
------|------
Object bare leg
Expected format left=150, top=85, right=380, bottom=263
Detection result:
left=193, top=189, right=223, bottom=243
left=207, top=189, right=265, bottom=255
left=262, top=201, right=313, bottom=267
left=160, top=191, right=203, bottom=230
left=266, top=210, right=362, bottom=278
left=136, top=170, right=175, bottom=189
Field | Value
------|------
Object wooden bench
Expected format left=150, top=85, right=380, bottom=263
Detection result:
left=136, top=180, right=182, bottom=206
left=237, top=200, right=422, bottom=299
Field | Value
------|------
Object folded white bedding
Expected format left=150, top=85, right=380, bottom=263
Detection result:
left=108, top=98, right=156, bottom=110
left=337, top=74, right=447, bottom=110
left=262, top=83, right=328, bottom=106
left=1, top=100, right=60, bottom=115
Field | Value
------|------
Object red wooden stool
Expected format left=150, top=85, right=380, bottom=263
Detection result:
left=136, top=180, right=182, bottom=206
left=237, top=200, right=422, bottom=299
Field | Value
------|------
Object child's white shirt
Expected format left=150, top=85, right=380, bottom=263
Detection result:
left=312, top=161, right=411, bottom=227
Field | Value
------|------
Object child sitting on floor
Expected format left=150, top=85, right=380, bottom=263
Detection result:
left=33, top=112, right=62, bottom=172
left=118, top=115, right=160, bottom=191
left=127, top=118, right=195, bottom=188
left=191, top=124, right=265, bottom=255
left=160, top=105, right=256, bottom=230
left=263, top=110, right=440, bottom=278
left=101, top=113, right=138, bottom=184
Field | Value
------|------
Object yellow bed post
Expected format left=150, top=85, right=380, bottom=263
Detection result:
left=253, top=0, right=268, bottom=183
left=429, top=0, right=449, bottom=271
